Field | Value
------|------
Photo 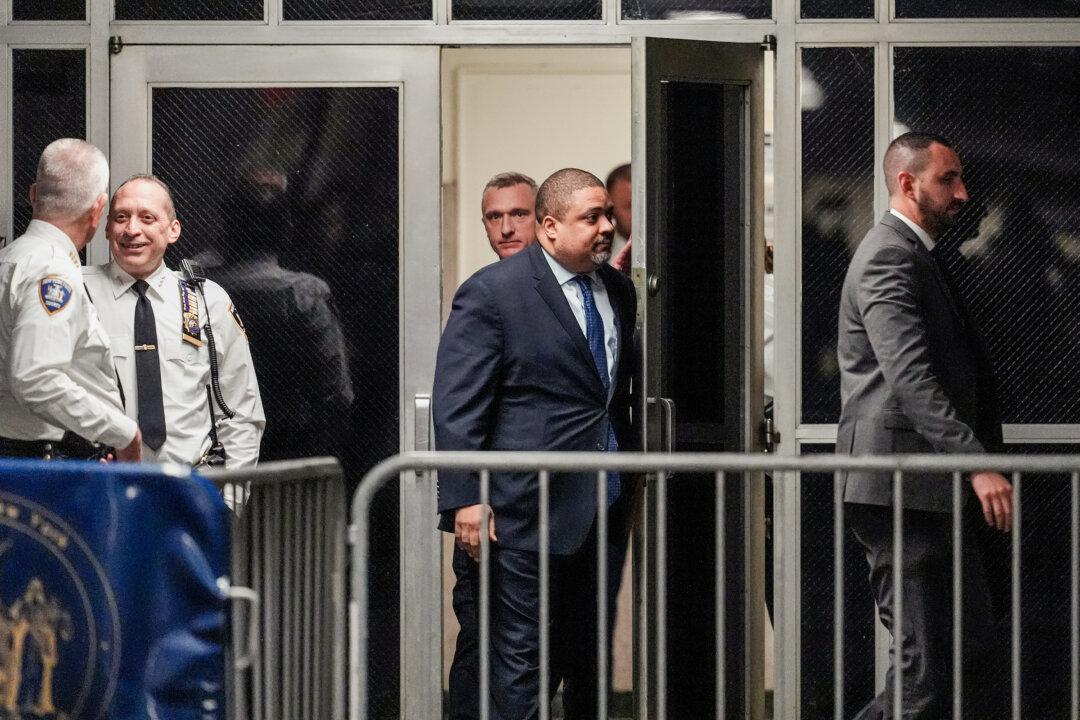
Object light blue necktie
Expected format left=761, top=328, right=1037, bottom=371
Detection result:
left=572, top=275, right=621, bottom=506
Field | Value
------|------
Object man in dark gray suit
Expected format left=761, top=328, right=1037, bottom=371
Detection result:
left=837, top=132, right=1013, bottom=719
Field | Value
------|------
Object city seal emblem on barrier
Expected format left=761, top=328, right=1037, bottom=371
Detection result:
left=0, top=491, right=120, bottom=720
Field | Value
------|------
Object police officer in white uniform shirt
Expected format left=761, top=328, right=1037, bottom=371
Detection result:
left=83, top=174, right=265, bottom=467
left=0, top=139, right=142, bottom=461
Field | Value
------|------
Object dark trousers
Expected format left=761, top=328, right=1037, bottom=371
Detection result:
left=447, top=522, right=626, bottom=720
left=448, top=544, right=481, bottom=720
left=848, top=503, right=1009, bottom=720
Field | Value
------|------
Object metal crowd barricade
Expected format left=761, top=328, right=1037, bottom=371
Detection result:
left=204, top=458, right=347, bottom=720
left=350, top=451, right=1080, bottom=720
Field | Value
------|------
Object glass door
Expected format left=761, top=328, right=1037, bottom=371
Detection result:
left=109, top=45, right=441, bottom=719
left=631, top=36, right=767, bottom=720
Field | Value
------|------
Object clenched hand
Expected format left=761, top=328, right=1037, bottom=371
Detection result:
left=455, top=504, right=498, bottom=562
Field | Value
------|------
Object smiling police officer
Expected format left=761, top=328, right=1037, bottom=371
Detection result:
left=83, top=174, right=264, bottom=468
left=0, top=139, right=142, bottom=461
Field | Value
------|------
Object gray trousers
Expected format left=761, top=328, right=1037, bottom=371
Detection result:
left=848, top=503, right=1009, bottom=720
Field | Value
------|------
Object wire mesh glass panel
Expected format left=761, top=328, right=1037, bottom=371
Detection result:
left=795, top=444, right=877, bottom=717
left=622, top=0, right=768, bottom=21
left=115, top=0, right=262, bottom=21
left=1004, top=444, right=1080, bottom=716
left=12, top=49, right=86, bottom=240
left=800, top=47, right=874, bottom=424
left=13, top=0, right=84, bottom=20
left=895, top=47, right=1080, bottom=424
left=150, top=85, right=401, bottom=715
left=896, top=0, right=1080, bottom=18
left=800, top=0, right=872, bottom=18
left=284, top=0, right=430, bottom=20
left=452, top=0, right=598, bottom=21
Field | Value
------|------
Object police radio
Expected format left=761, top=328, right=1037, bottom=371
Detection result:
left=180, top=259, right=231, bottom=468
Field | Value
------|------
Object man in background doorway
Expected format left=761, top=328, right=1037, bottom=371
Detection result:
left=481, top=172, right=538, bottom=259
left=606, top=163, right=632, bottom=273
left=446, top=170, right=538, bottom=720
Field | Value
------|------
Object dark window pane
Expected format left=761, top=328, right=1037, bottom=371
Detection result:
left=453, top=0, right=598, bottom=21
left=800, top=47, right=874, bottom=424
left=794, top=444, right=876, bottom=716
left=895, top=47, right=1080, bottom=424
left=13, top=0, right=84, bottom=20
left=622, top=0, right=768, bottom=20
left=13, top=49, right=86, bottom=239
left=151, top=85, right=401, bottom=713
left=115, top=0, right=262, bottom=21
left=801, top=0, right=871, bottom=18
left=897, top=0, right=1080, bottom=18
left=284, top=0, right=429, bottom=20
left=1004, top=444, right=1080, bottom=715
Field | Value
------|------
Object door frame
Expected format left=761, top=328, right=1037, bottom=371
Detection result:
left=631, top=35, right=767, bottom=720
left=108, top=43, right=443, bottom=719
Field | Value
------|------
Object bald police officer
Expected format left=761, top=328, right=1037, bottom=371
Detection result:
left=0, top=139, right=142, bottom=461
left=83, top=174, right=264, bottom=467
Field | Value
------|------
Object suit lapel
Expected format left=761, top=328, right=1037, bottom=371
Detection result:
left=528, top=243, right=606, bottom=396
left=880, top=213, right=962, bottom=320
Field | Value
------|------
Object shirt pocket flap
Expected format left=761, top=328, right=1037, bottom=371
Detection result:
left=164, top=338, right=200, bottom=364
left=109, top=335, right=131, bottom=359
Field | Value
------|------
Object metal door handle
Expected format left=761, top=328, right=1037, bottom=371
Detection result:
left=659, top=397, right=675, bottom=453
left=414, top=394, right=431, bottom=451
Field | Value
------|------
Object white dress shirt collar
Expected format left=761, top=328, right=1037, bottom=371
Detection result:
left=539, top=244, right=601, bottom=286
left=26, top=219, right=79, bottom=255
left=889, top=208, right=936, bottom=252
left=108, top=260, right=172, bottom=300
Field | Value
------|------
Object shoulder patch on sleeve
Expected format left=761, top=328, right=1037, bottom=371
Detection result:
left=38, top=276, right=74, bottom=315
left=229, top=303, right=248, bottom=338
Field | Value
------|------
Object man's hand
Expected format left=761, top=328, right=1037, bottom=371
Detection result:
left=114, top=429, right=143, bottom=462
left=455, top=504, right=497, bottom=562
left=971, top=470, right=1012, bottom=532
left=611, top=238, right=632, bottom=273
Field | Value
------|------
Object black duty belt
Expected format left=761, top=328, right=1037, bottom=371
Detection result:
left=0, top=433, right=111, bottom=461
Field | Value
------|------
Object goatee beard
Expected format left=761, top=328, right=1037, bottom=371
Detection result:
left=591, top=249, right=612, bottom=266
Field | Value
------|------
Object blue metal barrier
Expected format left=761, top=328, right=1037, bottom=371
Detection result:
left=0, top=459, right=230, bottom=720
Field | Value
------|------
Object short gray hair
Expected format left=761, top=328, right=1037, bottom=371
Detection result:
left=483, top=172, right=538, bottom=195
left=33, top=138, right=109, bottom=220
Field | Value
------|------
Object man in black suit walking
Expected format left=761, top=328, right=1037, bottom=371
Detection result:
left=434, top=167, right=636, bottom=719
left=837, top=132, right=1012, bottom=718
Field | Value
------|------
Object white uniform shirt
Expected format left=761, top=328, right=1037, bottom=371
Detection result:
left=0, top=220, right=137, bottom=447
left=540, top=246, right=619, bottom=393
left=83, top=260, right=265, bottom=467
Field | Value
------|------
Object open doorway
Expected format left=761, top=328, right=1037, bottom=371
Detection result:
left=439, top=43, right=635, bottom=711
left=437, top=42, right=776, bottom=717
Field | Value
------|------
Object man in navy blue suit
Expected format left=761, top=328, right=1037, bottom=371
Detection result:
left=434, top=167, right=637, bottom=719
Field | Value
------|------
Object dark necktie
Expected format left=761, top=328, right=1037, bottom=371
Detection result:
left=571, top=275, right=620, bottom=506
left=133, top=280, right=166, bottom=450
